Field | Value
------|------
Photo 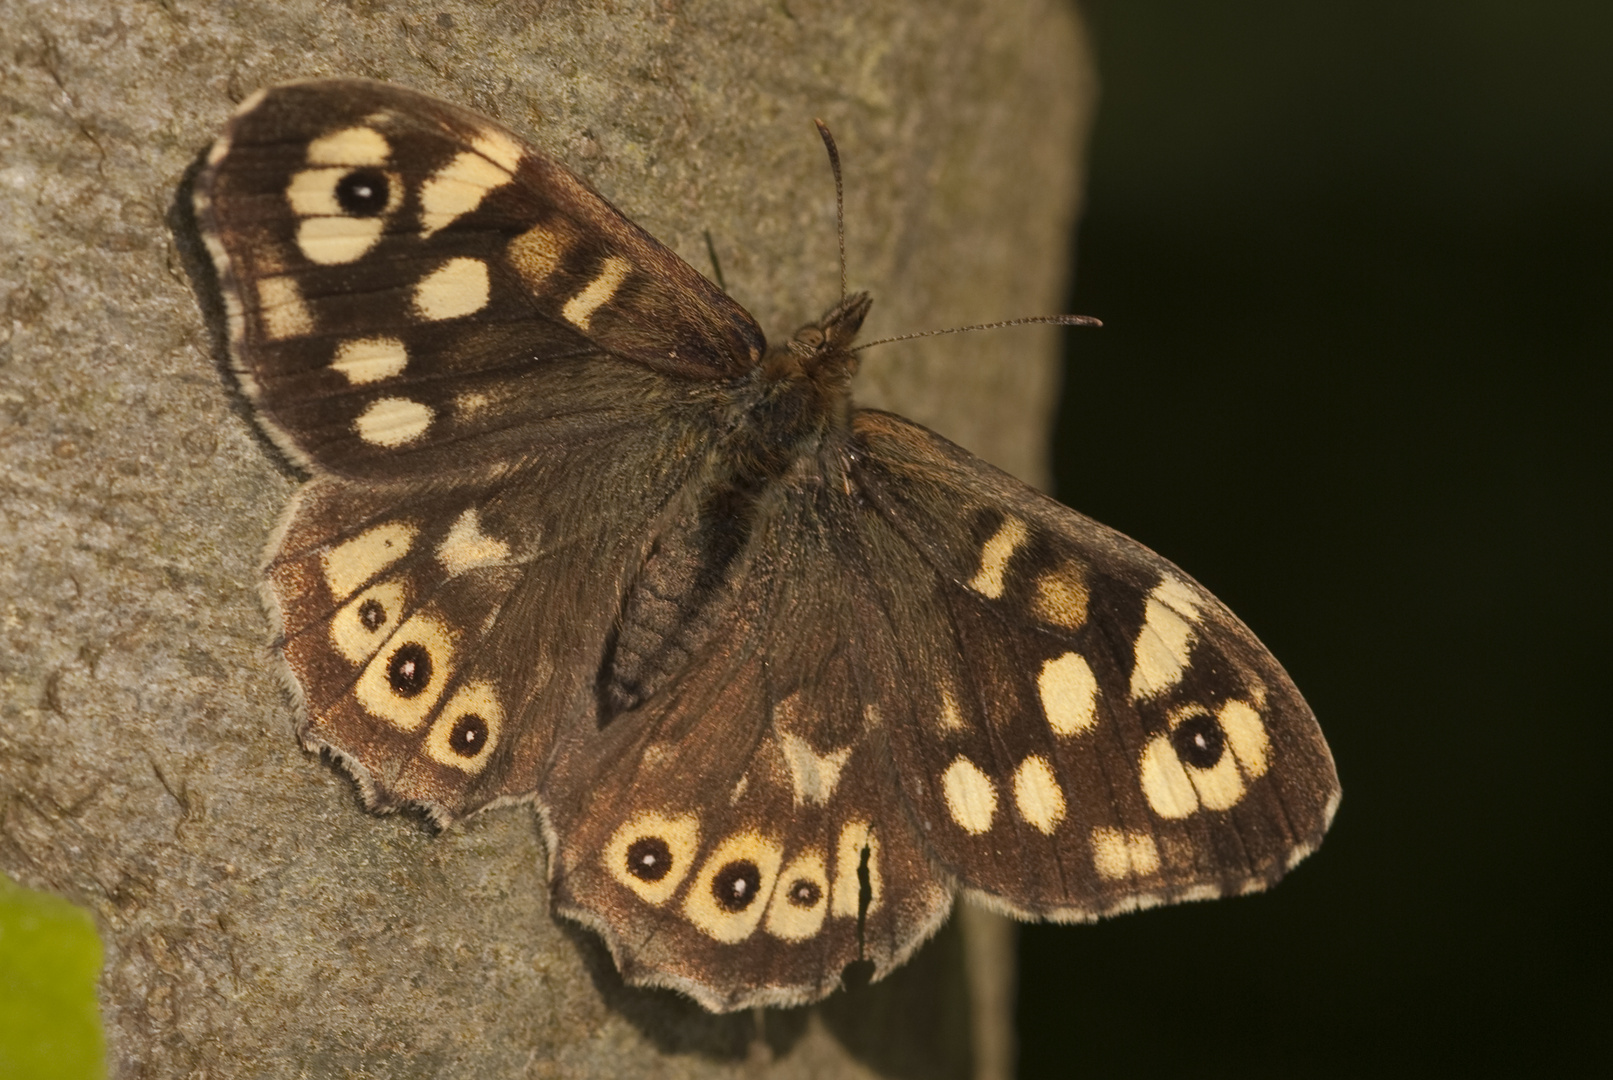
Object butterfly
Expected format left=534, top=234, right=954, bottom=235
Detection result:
left=190, top=78, right=1339, bottom=1012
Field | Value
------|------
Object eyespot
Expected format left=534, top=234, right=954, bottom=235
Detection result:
left=787, top=878, right=821, bottom=909
left=1170, top=713, right=1225, bottom=769
left=336, top=169, right=391, bottom=216
left=358, top=597, right=387, bottom=631
left=626, top=836, right=673, bottom=883
left=387, top=642, right=432, bottom=697
left=446, top=713, right=488, bottom=757
left=712, top=860, right=762, bottom=913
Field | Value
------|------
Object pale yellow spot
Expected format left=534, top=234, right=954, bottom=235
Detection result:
left=1032, top=567, right=1090, bottom=629
left=1038, top=652, right=1098, bottom=736
left=331, top=337, right=408, bottom=384
left=321, top=521, right=418, bottom=599
left=423, top=680, right=503, bottom=773
left=296, top=215, right=385, bottom=265
left=329, top=580, right=407, bottom=664
left=1091, top=827, right=1162, bottom=880
left=1012, top=756, right=1066, bottom=834
left=507, top=221, right=573, bottom=287
left=778, top=731, right=852, bottom=807
left=1186, top=735, right=1246, bottom=811
left=354, top=397, right=433, bottom=447
left=604, top=811, right=700, bottom=906
left=683, top=831, right=783, bottom=943
left=1139, top=736, right=1199, bottom=819
left=1220, top=700, right=1271, bottom=778
left=256, top=275, right=312, bottom=340
left=938, top=684, right=966, bottom=732
left=966, top=516, right=1027, bottom=599
left=729, top=773, right=749, bottom=805
left=562, top=255, right=632, bottom=330
left=306, top=126, right=390, bottom=167
left=1129, top=597, right=1196, bottom=701
left=285, top=168, right=347, bottom=215
left=830, top=821, right=882, bottom=917
left=353, top=612, right=454, bottom=732
left=413, top=257, right=491, bottom=321
left=765, top=851, right=829, bottom=941
left=472, top=129, right=525, bottom=173
left=941, top=756, right=997, bottom=835
left=435, top=508, right=511, bottom=577
left=1153, top=574, right=1203, bottom=620
left=419, top=149, right=513, bottom=236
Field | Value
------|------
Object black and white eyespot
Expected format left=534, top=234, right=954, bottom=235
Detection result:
left=712, top=860, right=762, bottom=913
left=334, top=169, right=391, bottom=216
left=626, top=836, right=674, bottom=883
left=386, top=642, right=432, bottom=698
left=604, top=812, right=701, bottom=905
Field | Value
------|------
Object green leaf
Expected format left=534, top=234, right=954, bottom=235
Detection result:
left=0, top=874, right=106, bottom=1080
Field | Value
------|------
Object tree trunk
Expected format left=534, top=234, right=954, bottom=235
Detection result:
left=0, top=1, right=1093, bottom=1075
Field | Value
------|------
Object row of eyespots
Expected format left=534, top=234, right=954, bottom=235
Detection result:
left=604, top=814, right=881, bottom=944
left=317, top=520, right=504, bottom=772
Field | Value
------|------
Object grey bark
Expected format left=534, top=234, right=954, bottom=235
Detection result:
left=0, top=1, right=1093, bottom=1076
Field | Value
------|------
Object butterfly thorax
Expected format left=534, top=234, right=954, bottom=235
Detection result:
left=599, top=295, right=871, bottom=720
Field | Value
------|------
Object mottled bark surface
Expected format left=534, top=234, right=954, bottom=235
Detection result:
left=0, top=1, right=1092, bottom=1075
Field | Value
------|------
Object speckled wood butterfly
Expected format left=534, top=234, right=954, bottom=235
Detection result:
left=191, top=79, right=1338, bottom=1012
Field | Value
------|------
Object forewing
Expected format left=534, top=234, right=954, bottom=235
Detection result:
left=848, top=410, right=1340, bottom=918
left=194, top=79, right=764, bottom=477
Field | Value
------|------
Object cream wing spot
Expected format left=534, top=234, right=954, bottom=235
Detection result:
left=1012, top=756, right=1066, bottom=834
left=941, top=756, right=997, bottom=835
left=1032, top=566, right=1090, bottom=629
left=1186, top=738, right=1246, bottom=810
left=256, top=275, right=312, bottom=340
left=938, top=684, right=966, bottom=732
left=1129, top=596, right=1197, bottom=701
left=765, top=851, right=830, bottom=941
left=778, top=732, right=852, bottom=807
left=604, top=811, right=700, bottom=905
left=507, top=221, right=572, bottom=287
left=831, top=821, right=882, bottom=917
left=1091, top=827, right=1162, bottom=880
left=1140, top=736, right=1200, bottom=818
left=329, top=580, right=407, bottom=664
left=306, top=126, right=390, bottom=167
left=296, top=215, right=385, bottom=265
left=966, top=516, right=1027, bottom=599
left=1038, top=652, right=1098, bottom=736
left=423, top=681, right=503, bottom=774
left=562, top=256, right=632, bottom=329
left=321, top=521, right=418, bottom=598
left=354, top=398, right=434, bottom=447
left=436, top=508, right=511, bottom=577
left=683, top=831, right=783, bottom=943
left=331, top=337, right=408, bottom=384
left=413, top=257, right=490, bottom=321
left=1220, top=699, right=1272, bottom=777
left=353, top=612, right=455, bottom=732
left=419, top=149, right=514, bottom=236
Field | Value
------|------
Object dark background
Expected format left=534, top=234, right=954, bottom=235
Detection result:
left=1019, top=2, right=1608, bottom=1075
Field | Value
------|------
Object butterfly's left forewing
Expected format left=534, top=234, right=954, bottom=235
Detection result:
left=848, top=410, right=1339, bottom=916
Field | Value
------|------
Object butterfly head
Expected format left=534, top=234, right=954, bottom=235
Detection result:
left=774, top=291, right=871, bottom=384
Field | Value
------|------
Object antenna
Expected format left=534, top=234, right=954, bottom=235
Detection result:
left=813, top=118, right=848, bottom=301
left=853, top=314, right=1102, bottom=353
